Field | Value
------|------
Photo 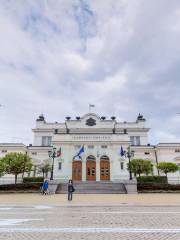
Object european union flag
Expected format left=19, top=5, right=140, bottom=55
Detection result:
left=120, top=146, right=125, bottom=157
left=77, top=145, right=84, bottom=157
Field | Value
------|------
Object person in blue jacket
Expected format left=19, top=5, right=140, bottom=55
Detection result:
left=42, top=179, right=49, bottom=195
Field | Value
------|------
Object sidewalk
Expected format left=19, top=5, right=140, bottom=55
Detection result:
left=0, top=193, right=180, bottom=206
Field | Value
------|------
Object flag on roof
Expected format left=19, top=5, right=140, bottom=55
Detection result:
left=120, top=146, right=125, bottom=157
left=56, top=147, right=61, bottom=157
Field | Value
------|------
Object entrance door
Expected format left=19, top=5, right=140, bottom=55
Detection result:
left=100, top=160, right=110, bottom=181
left=72, top=161, right=82, bottom=181
left=86, top=160, right=96, bottom=181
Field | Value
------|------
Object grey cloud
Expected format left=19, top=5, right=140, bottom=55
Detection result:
left=0, top=0, right=180, bottom=144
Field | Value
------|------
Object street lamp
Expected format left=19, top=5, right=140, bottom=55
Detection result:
left=48, top=146, right=57, bottom=180
left=124, top=146, right=135, bottom=180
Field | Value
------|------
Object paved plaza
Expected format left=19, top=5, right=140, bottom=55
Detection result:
left=0, top=194, right=180, bottom=239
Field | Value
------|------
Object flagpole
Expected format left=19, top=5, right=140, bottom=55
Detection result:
left=89, top=104, right=95, bottom=113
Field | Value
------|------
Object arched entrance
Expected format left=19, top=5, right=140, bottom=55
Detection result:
left=86, top=155, right=96, bottom=181
left=100, top=155, right=110, bottom=181
left=72, top=157, right=82, bottom=181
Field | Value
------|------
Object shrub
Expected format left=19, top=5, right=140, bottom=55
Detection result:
left=138, top=183, right=180, bottom=192
left=137, top=176, right=167, bottom=184
left=0, top=183, right=41, bottom=192
left=157, top=162, right=179, bottom=176
left=23, top=177, right=44, bottom=183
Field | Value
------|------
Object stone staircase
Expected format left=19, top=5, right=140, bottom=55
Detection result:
left=56, top=181, right=127, bottom=194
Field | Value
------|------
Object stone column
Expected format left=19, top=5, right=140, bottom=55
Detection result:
left=96, top=159, right=100, bottom=181
left=82, top=159, right=86, bottom=181
left=68, top=159, right=72, bottom=180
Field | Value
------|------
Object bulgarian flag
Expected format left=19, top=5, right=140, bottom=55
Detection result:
left=56, top=147, right=62, bottom=157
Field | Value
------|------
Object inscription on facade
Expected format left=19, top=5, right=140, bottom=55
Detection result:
left=72, top=135, right=111, bottom=140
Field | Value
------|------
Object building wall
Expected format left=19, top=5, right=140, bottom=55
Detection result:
left=0, top=113, right=180, bottom=184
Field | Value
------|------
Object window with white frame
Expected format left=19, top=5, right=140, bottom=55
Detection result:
left=120, top=162, right=124, bottom=170
left=1, top=150, right=7, bottom=153
left=101, top=145, right=108, bottom=149
left=144, top=152, right=150, bottom=155
left=88, top=145, right=94, bottom=149
left=31, top=152, right=37, bottom=155
left=58, top=162, right=62, bottom=170
left=130, top=136, right=140, bottom=146
left=42, top=136, right=52, bottom=146
left=74, top=145, right=81, bottom=150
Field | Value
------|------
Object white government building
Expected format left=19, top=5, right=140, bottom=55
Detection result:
left=0, top=112, right=180, bottom=184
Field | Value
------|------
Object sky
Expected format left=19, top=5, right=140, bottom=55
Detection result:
left=0, top=0, right=180, bottom=145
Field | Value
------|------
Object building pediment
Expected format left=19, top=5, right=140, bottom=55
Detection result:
left=81, top=113, right=100, bottom=127
left=81, top=113, right=101, bottom=121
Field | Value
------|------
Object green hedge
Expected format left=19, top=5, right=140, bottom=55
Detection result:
left=138, top=183, right=180, bottom=192
left=23, top=177, right=44, bottom=183
left=0, top=183, right=41, bottom=191
left=137, top=176, right=167, bottom=184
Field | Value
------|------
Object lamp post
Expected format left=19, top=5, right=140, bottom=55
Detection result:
left=124, top=146, right=135, bottom=180
left=48, top=146, right=57, bottom=180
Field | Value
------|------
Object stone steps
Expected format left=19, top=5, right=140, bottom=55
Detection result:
left=56, top=181, right=127, bottom=194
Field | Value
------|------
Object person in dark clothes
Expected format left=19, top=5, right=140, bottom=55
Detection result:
left=68, top=179, right=75, bottom=201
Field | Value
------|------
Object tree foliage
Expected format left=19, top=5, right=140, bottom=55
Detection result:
left=0, top=159, right=5, bottom=177
left=157, top=162, right=179, bottom=176
left=127, top=159, right=153, bottom=177
left=37, top=160, right=51, bottom=178
left=1, top=152, right=33, bottom=184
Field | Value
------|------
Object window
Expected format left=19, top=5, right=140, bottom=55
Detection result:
left=42, top=136, right=52, bottom=146
left=88, top=145, right=94, bottom=149
left=175, top=149, right=180, bottom=153
left=101, top=168, right=104, bottom=176
left=120, top=162, right=124, bottom=170
left=92, top=167, right=95, bottom=176
left=144, top=152, right=150, bottom=155
left=101, top=145, right=108, bottom=149
left=31, top=152, right=37, bottom=155
left=1, top=150, right=7, bottom=153
left=74, top=145, right=81, bottom=150
left=58, top=162, right=62, bottom=170
left=130, top=136, right=140, bottom=146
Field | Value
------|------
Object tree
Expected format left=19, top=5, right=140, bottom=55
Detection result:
left=38, top=160, right=51, bottom=178
left=127, top=159, right=153, bottom=177
left=157, top=162, right=179, bottom=177
left=0, top=159, right=5, bottom=177
left=143, top=160, right=153, bottom=176
left=1, top=152, right=33, bottom=184
left=127, top=159, right=143, bottom=177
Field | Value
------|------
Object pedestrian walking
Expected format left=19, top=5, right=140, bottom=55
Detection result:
left=42, top=179, right=49, bottom=195
left=68, top=179, right=75, bottom=201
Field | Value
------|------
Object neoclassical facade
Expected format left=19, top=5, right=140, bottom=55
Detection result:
left=0, top=112, right=180, bottom=183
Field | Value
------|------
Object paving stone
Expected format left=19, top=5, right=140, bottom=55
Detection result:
left=0, top=194, right=180, bottom=239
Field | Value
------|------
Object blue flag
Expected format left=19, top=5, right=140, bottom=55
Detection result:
left=120, top=146, right=125, bottom=157
left=76, top=145, right=84, bottom=157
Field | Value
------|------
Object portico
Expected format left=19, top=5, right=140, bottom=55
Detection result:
left=72, top=154, right=111, bottom=182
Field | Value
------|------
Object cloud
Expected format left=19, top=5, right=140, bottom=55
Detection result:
left=0, top=0, right=180, bottom=144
